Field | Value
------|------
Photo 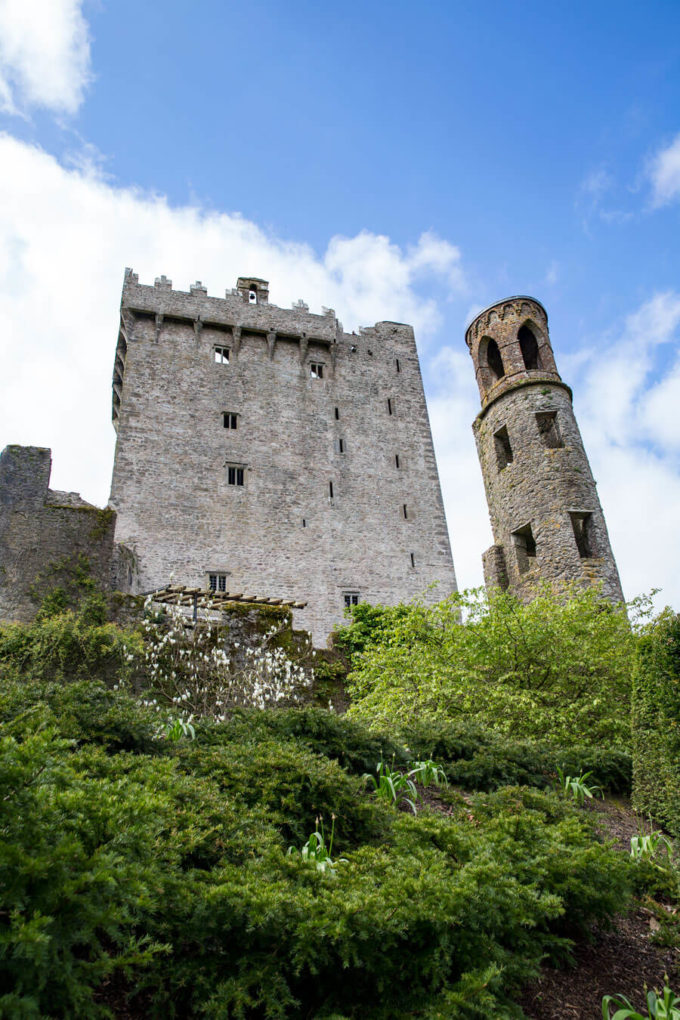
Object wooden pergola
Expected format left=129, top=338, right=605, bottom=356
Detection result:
left=144, top=584, right=307, bottom=621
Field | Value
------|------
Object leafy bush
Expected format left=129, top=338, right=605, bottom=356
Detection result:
left=632, top=610, right=680, bottom=837
left=344, top=585, right=638, bottom=746
left=0, top=668, right=635, bottom=1019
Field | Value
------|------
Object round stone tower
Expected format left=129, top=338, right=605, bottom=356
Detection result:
left=466, top=295, right=623, bottom=602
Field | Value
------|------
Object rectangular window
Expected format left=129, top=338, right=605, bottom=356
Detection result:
left=494, top=425, right=513, bottom=470
left=334, top=407, right=340, bottom=420
left=536, top=411, right=564, bottom=449
left=222, top=412, right=238, bottom=430
left=209, top=573, right=227, bottom=592
left=512, top=523, right=536, bottom=574
left=214, top=346, right=230, bottom=364
left=343, top=592, right=360, bottom=608
left=302, top=518, right=307, bottom=528
left=329, top=481, right=334, bottom=499
left=310, top=363, right=324, bottom=379
left=570, top=511, right=596, bottom=558
left=227, top=465, right=244, bottom=486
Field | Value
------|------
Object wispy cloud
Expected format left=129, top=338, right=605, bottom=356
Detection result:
left=647, top=132, right=680, bottom=207
left=0, top=0, right=92, bottom=116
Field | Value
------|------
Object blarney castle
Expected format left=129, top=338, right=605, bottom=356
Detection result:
left=0, top=273, right=622, bottom=645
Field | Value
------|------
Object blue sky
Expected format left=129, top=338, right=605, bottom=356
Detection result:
left=1, top=0, right=679, bottom=605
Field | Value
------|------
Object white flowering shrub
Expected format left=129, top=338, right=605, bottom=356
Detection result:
left=138, top=598, right=312, bottom=724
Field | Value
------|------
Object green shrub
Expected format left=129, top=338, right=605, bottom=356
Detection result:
left=632, top=611, right=680, bottom=836
left=345, top=585, right=637, bottom=746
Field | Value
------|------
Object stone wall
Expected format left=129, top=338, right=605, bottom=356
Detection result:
left=0, top=446, right=116, bottom=621
left=110, top=271, right=457, bottom=645
left=467, top=297, right=623, bottom=603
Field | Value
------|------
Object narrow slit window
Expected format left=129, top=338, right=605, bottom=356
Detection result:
left=395, top=454, right=400, bottom=469
left=302, top=518, right=306, bottom=528
left=570, top=512, right=596, bottom=558
left=396, top=358, right=401, bottom=373
left=214, top=346, right=230, bottom=364
left=227, top=465, right=244, bottom=486
left=410, top=552, right=415, bottom=568
left=494, top=426, right=513, bottom=470
left=535, top=411, right=563, bottom=449
left=387, top=398, right=393, bottom=415
left=222, top=412, right=238, bottom=430
left=334, top=407, right=339, bottom=420
left=403, top=503, right=408, bottom=519
left=336, top=438, right=345, bottom=454
left=310, top=363, right=324, bottom=379
left=512, top=523, right=536, bottom=574
left=329, top=481, right=334, bottom=499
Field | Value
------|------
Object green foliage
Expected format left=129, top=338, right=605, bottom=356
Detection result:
left=363, top=759, right=419, bottom=814
left=630, top=830, right=673, bottom=863
left=346, top=585, right=637, bottom=745
left=288, top=816, right=347, bottom=874
left=632, top=611, right=680, bottom=836
left=408, top=758, right=449, bottom=788
left=603, top=984, right=680, bottom=1019
left=556, top=767, right=603, bottom=805
left=0, top=664, right=635, bottom=1018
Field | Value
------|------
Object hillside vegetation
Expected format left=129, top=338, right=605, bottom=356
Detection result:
left=0, top=586, right=677, bottom=1018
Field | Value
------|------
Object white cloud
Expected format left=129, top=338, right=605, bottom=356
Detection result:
left=0, top=133, right=465, bottom=510
left=0, top=0, right=92, bottom=115
left=569, top=292, right=680, bottom=606
left=648, top=132, right=680, bottom=207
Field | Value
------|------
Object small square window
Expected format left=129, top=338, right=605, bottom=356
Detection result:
left=209, top=573, right=228, bottom=592
left=227, top=465, right=244, bottom=486
left=570, top=511, right=596, bottom=558
left=214, top=346, right=230, bottom=364
left=343, top=592, right=360, bottom=608
left=536, top=412, right=563, bottom=449
left=310, top=363, right=324, bottom=379
left=222, top=412, right=238, bottom=430
left=512, top=523, right=536, bottom=574
left=494, top=426, right=513, bottom=471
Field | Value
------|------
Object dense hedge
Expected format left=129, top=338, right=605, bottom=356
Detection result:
left=632, top=611, right=680, bottom=836
left=0, top=671, right=634, bottom=1019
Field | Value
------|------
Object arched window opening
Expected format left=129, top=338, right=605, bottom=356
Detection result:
left=484, top=337, right=505, bottom=382
left=249, top=286, right=257, bottom=303
left=519, top=324, right=541, bottom=370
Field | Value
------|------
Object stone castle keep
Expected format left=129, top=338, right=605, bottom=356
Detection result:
left=0, top=275, right=622, bottom=643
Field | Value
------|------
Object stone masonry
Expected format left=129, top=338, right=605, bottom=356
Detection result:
left=466, top=296, right=623, bottom=602
left=0, top=445, right=116, bottom=621
left=109, top=271, right=458, bottom=644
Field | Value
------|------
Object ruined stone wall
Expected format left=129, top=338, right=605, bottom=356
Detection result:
left=467, top=297, right=623, bottom=603
left=0, top=446, right=117, bottom=622
left=110, top=271, right=457, bottom=645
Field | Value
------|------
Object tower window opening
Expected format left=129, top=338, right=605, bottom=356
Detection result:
left=387, top=398, right=393, bottom=415
left=329, top=481, right=334, bottom=499
left=519, top=324, right=541, bottom=370
left=512, top=523, right=536, bottom=574
left=410, top=552, right=415, bottom=568
left=395, top=454, right=400, bottom=469
left=302, top=518, right=306, bottom=528
left=249, top=287, right=257, bottom=302
left=222, top=412, right=238, bottom=430
left=336, top=438, right=345, bottom=454
left=570, top=512, right=596, bottom=558
left=403, top=503, right=408, bottom=519
left=334, top=407, right=339, bottom=420
left=310, top=362, right=324, bottom=379
left=396, top=358, right=401, bottom=373
left=494, top=426, right=513, bottom=470
left=536, top=411, right=563, bottom=449
left=485, top=338, right=505, bottom=381
left=227, top=465, right=244, bottom=486
left=214, top=346, right=230, bottom=364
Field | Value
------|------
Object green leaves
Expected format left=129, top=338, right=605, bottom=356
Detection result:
left=603, top=983, right=680, bottom=1019
left=556, top=767, right=603, bottom=805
